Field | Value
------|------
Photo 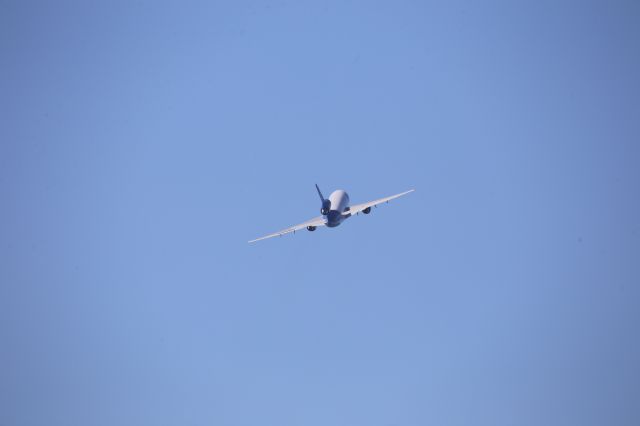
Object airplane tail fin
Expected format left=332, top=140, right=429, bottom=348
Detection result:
left=315, top=184, right=325, bottom=202
left=316, top=184, right=331, bottom=215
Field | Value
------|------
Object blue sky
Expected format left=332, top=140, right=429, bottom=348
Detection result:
left=1, top=1, right=639, bottom=425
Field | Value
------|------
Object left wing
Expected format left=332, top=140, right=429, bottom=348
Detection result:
left=346, top=189, right=415, bottom=216
left=248, top=216, right=327, bottom=243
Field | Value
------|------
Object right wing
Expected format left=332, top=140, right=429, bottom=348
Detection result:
left=347, top=189, right=415, bottom=215
left=248, top=216, right=327, bottom=243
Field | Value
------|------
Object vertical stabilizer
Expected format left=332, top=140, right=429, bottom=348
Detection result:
left=316, top=184, right=331, bottom=215
left=315, top=184, right=325, bottom=202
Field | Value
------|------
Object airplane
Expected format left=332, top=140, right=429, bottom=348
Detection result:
left=248, top=185, right=414, bottom=243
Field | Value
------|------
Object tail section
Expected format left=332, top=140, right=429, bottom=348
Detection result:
left=316, top=184, right=331, bottom=215
left=315, top=184, right=325, bottom=202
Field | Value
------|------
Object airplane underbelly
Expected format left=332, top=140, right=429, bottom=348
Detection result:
left=326, top=210, right=344, bottom=227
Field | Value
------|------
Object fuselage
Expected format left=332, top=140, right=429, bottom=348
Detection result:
left=325, top=190, right=350, bottom=227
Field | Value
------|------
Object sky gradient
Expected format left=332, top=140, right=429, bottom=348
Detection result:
left=1, top=1, right=639, bottom=425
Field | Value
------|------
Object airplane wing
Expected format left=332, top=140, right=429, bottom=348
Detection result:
left=346, top=189, right=415, bottom=216
left=248, top=216, right=327, bottom=243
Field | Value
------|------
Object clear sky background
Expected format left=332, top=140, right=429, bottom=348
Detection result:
left=1, top=1, right=639, bottom=425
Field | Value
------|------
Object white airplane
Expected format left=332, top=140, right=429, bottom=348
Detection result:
left=248, top=185, right=415, bottom=243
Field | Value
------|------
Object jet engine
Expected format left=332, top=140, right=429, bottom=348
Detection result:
left=307, top=226, right=317, bottom=231
left=362, top=206, right=372, bottom=214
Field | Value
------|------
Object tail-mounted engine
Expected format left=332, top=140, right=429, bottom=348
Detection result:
left=320, top=199, right=331, bottom=216
left=316, top=184, right=331, bottom=215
